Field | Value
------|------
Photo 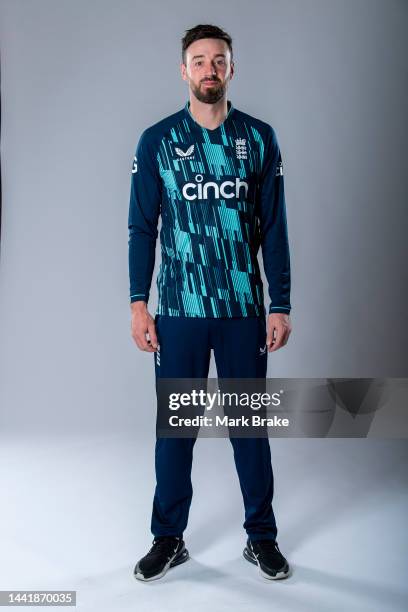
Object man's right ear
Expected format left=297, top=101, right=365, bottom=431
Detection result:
left=180, top=62, right=188, bottom=82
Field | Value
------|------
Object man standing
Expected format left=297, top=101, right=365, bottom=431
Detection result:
left=128, top=24, right=292, bottom=581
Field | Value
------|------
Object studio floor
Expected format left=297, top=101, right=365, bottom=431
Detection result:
left=1, top=433, right=407, bottom=612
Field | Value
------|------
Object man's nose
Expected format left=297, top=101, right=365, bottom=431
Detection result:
left=204, top=67, right=217, bottom=78
left=204, top=62, right=218, bottom=74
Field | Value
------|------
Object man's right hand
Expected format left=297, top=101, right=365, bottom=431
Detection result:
left=130, top=301, right=158, bottom=352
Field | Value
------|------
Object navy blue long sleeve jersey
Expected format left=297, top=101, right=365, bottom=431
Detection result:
left=128, top=99, right=291, bottom=318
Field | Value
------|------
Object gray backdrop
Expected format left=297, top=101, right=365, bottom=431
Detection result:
left=1, top=0, right=407, bottom=433
left=0, top=3, right=407, bottom=611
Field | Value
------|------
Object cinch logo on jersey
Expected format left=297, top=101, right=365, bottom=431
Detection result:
left=182, top=174, right=249, bottom=201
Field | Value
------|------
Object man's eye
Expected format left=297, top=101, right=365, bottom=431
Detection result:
left=195, top=61, right=202, bottom=67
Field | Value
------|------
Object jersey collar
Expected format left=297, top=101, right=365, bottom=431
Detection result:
left=183, top=99, right=234, bottom=133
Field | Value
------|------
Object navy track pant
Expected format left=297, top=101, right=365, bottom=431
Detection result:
left=151, top=313, right=278, bottom=542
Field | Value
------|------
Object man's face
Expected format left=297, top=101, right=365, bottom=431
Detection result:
left=181, top=38, right=234, bottom=104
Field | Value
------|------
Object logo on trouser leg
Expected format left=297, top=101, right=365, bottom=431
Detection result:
left=259, top=344, right=267, bottom=356
left=156, top=344, right=161, bottom=367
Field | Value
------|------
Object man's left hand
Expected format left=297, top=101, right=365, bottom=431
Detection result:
left=266, top=313, right=292, bottom=352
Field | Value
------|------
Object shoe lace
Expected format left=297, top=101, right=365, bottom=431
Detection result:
left=149, top=537, right=179, bottom=557
left=253, top=539, right=280, bottom=556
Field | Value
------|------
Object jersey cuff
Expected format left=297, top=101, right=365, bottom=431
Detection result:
left=130, top=293, right=148, bottom=304
left=269, top=305, right=291, bottom=314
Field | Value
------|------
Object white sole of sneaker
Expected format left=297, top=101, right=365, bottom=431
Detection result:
left=134, top=548, right=189, bottom=582
left=243, top=547, right=290, bottom=580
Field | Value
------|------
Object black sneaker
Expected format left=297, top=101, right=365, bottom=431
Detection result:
left=243, top=538, right=290, bottom=580
left=133, top=536, right=189, bottom=581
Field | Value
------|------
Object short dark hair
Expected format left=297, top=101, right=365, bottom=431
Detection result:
left=181, top=24, right=233, bottom=64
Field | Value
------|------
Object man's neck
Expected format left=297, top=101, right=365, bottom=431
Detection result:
left=188, top=96, right=229, bottom=130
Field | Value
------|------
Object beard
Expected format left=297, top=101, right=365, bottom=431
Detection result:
left=190, top=78, right=227, bottom=104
